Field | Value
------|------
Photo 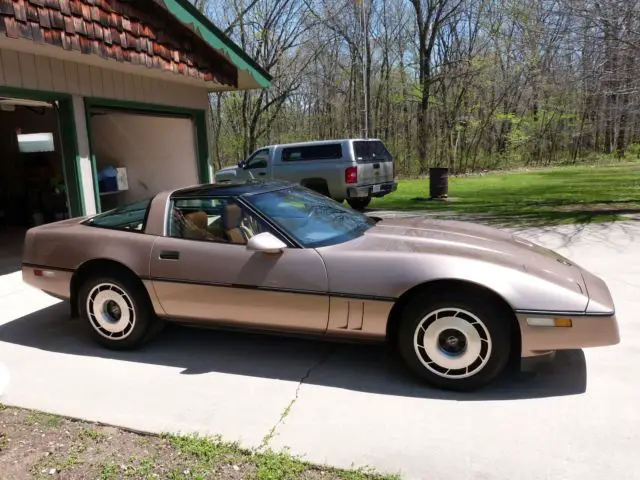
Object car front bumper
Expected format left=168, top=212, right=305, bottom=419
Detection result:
left=347, top=181, right=398, bottom=199
left=517, top=312, right=620, bottom=357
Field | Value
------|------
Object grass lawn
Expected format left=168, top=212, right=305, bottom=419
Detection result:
left=370, top=162, right=640, bottom=226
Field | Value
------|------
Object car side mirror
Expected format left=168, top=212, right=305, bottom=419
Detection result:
left=238, top=160, right=247, bottom=169
left=246, top=232, right=286, bottom=254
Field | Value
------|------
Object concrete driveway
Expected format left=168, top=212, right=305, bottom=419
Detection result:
left=0, top=218, right=638, bottom=480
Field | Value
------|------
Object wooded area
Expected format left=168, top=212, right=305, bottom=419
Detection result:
left=193, top=0, right=640, bottom=176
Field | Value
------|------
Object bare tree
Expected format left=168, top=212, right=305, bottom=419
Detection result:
left=199, top=0, right=640, bottom=174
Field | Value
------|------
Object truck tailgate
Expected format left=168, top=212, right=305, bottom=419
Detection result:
left=353, top=140, right=394, bottom=185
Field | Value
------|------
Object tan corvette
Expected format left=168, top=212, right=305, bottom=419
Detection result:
left=21, top=180, right=620, bottom=390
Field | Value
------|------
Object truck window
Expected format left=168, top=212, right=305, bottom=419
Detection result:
left=245, top=149, right=269, bottom=169
left=353, top=140, right=391, bottom=162
left=282, top=144, right=342, bottom=162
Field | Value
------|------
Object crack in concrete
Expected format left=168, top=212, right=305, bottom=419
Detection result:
left=258, top=347, right=335, bottom=451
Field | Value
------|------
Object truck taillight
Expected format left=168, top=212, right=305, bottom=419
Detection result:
left=345, top=166, right=358, bottom=184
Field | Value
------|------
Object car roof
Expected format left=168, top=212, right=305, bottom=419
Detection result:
left=171, top=179, right=293, bottom=198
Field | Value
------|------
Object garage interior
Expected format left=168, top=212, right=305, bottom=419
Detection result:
left=0, top=97, right=69, bottom=275
left=89, top=108, right=200, bottom=212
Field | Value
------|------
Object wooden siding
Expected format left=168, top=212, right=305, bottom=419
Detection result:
left=0, top=48, right=208, bottom=110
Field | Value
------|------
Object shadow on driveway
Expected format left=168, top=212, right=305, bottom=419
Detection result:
left=0, top=302, right=587, bottom=402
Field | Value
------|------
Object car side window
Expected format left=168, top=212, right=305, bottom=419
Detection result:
left=245, top=149, right=269, bottom=169
left=169, top=197, right=271, bottom=245
left=83, top=198, right=151, bottom=232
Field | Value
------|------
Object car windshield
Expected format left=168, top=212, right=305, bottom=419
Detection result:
left=245, top=186, right=376, bottom=248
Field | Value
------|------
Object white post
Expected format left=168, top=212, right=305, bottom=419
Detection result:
left=71, top=95, right=97, bottom=215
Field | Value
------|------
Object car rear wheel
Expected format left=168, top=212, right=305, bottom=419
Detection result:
left=347, top=197, right=371, bottom=210
left=397, top=292, right=511, bottom=391
left=78, top=274, right=156, bottom=350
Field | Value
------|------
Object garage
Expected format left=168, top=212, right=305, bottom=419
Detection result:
left=88, top=107, right=201, bottom=210
left=0, top=0, right=271, bottom=278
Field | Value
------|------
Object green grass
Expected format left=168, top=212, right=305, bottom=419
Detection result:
left=24, top=410, right=62, bottom=428
left=371, top=162, right=640, bottom=226
left=166, top=433, right=242, bottom=463
left=255, top=449, right=306, bottom=480
left=99, top=460, right=119, bottom=480
left=79, top=427, right=106, bottom=442
left=165, top=434, right=400, bottom=480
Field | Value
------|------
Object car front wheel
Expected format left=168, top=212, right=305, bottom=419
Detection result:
left=78, top=274, right=156, bottom=350
left=397, top=292, right=511, bottom=391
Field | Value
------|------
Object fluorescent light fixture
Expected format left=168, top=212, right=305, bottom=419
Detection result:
left=17, top=132, right=55, bottom=153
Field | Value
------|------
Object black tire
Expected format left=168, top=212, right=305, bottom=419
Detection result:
left=397, top=291, right=511, bottom=391
left=347, top=197, right=371, bottom=210
left=78, top=274, right=158, bottom=350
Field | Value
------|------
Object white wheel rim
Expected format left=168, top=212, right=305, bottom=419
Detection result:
left=86, top=283, right=135, bottom=340
left=413, top=307, right=492, bottom=379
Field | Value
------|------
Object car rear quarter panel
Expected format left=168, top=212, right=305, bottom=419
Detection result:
left=23, top=224, right=158, bottom=276
left=22, top=194, right=171, bottom=300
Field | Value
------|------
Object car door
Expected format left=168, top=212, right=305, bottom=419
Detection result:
left=148, top=195, right=329, bottom=334
left=241, top=149, right=270, bottom=180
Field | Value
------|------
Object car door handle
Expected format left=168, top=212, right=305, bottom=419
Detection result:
left=159, top=251, right=180, bottom=260
left=258, top=172, right=266, bottom=176
left=373, top=163, right=380, bottom=169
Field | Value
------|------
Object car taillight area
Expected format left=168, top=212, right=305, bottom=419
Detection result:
left=345, top=166, right=358, bottom=184
left=21, top=228, right=38, bottom=265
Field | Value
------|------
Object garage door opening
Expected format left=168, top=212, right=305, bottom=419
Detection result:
left=89, top=108, right=200, bottom=212
left=0, top=97, right=70, bottom=275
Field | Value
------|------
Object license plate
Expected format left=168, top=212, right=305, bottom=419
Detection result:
left=372, top=184, right=382, bottom=193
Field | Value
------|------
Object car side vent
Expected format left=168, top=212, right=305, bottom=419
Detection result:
left=328, top=299, right=364, bottom=331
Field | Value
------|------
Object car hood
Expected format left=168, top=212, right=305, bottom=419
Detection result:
left=349, top=217, right=588, bottom=295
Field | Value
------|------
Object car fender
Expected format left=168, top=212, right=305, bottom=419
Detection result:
left=319, top=251, right=589, bottom=314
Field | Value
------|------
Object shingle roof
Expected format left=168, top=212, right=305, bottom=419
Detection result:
left=0, top=0, right=238, bottom=87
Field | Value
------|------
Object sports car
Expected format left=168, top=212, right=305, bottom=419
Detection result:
left=21, top=180, right=620, bottom=391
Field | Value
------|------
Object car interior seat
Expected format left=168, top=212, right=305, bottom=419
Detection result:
left=183, top=211, right=210, bottom=240
left=224, top=203, right=247, bottom=244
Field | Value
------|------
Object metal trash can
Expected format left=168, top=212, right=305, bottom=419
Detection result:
left=429, top=167, right=449, bottom=198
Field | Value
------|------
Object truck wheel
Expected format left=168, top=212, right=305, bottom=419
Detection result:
left=347, top=197, right=371, bottom=210
left=301, top=181, right=330, bottom=197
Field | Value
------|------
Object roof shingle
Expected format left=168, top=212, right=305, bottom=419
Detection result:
left=0, top=0, right=237, bottom=86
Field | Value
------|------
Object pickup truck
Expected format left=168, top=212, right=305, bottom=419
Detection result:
left=214, top=138, right=397, bottom=209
